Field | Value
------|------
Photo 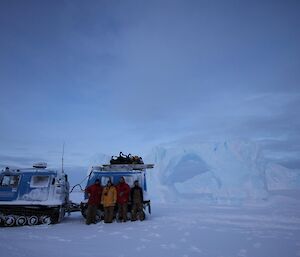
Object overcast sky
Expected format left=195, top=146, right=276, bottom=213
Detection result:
left=0, top=0, right=299, bottom=168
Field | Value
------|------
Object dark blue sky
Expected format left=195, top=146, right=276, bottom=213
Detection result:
left=0, top=0, right=299, bottom=168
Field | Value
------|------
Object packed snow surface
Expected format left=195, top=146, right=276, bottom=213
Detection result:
left=1, top=193, right=300, bottom=257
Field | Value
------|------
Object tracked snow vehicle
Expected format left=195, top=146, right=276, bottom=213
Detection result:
left=81, top=154, right=153, bottom=222
left=0, top=163, right=70, bottom=226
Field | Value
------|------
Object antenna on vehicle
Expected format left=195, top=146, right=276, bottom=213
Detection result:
left=61, top=142, right=65, bottom=174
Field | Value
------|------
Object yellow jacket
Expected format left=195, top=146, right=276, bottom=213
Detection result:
left=101, top=186, right=117, bottom=207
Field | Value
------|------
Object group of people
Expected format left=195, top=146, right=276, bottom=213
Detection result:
left=85, top=177, right=144, bottom=225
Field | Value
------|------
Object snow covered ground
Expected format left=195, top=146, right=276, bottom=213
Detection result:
left=1, top=194, right=300, bottom=257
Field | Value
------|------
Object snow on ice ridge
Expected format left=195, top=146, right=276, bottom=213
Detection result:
left=145, top=139, right=300, bottom=203
left=265, top=163, right=300, bottom=190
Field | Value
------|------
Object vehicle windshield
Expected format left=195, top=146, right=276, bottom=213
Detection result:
left=0, top=175, right=20, bottom=188
left=101, top=176, right=113, bottom=185
left=123, top=176, right=135, bottom=187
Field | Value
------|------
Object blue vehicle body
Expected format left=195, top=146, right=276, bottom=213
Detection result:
left=81, top=164, right=154, bottom=221
left=0, top=165, right=70, bottom=226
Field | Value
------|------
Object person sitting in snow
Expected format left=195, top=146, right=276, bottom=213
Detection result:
left=116, top=176, right=130, bottom=222
left=130, top=180, right=144, bottom=221
left=85, top=178, right=102, bottom=225
left=101, top=180, right=117, bottom=223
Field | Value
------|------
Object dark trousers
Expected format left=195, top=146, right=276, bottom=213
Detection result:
left=131, top=202, right=143, bottom=221
left=86, top=205, right=97, bottom=225
left=104, top=206, right=114, bottom=223
left=118, top=203, right=128, bottom=221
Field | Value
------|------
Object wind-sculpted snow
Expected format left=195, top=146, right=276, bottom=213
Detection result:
left=265, top=163, right=300, bottom=190
left=145, top=140, right=297, bottom=203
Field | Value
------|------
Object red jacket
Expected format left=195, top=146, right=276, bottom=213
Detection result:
left=116, top=182, right=130, bottom=204
left=86, top=184, right=102, bottom=206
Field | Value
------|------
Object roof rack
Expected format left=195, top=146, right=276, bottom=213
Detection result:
left=92, top=164, right=154, bottom=172
left=33, top=162, right=47, bottom=169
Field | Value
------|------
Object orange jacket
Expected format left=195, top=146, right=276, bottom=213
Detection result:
left=101, top=185, right=117, bottom=207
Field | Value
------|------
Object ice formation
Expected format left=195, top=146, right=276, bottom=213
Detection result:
left=145, top=139, right=300, bottom=203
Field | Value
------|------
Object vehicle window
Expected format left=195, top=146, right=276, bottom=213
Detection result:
left=30, top=175, right=50, bottom=188
left=1, top=175, right=11, bottom=186
left=101, top=176, right=113, bottom=186
left=10, top=176, right=20, bottom=187
left=0, top=175, right=20, bottom=188
left=123, top=176, right=134, bottom=186
left=132, top=177, right=142, bottom=188
left=137, top=178, right=142, bottom=187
